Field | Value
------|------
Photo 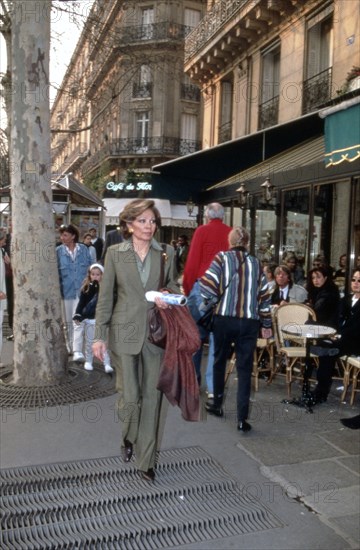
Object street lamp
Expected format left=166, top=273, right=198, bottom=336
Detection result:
left=186, top=197, right=195, bottom=216
left=236, top=182, right=248, bottom=208
left=260, top=178, right=275, bottom=202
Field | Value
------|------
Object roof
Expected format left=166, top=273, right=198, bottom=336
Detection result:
left=54, top=175, right=103, bottom=208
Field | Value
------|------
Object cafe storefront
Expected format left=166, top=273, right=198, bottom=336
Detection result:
left=152, top=101, right=360, bottom=292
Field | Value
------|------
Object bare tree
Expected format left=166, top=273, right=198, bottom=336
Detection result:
left=10, top=0, right=68, bottom=384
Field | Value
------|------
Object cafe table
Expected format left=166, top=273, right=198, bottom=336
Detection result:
left=281, top=323, right=337, bottom=411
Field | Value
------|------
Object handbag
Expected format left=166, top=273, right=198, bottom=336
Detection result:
left=148, top=244, right=167, bottom=348
left=197, top=301, right=216, bottom=332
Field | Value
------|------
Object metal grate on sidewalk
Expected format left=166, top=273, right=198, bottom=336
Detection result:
left=0, top=446, right=284, bottom=549
left=0, top=364, right=116, bottom=409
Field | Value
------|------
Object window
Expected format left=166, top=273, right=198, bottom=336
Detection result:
left=303, top=7, right=333, bottom=113
left=184, top=8, right=201, bottom=30
left=141, top=8, right=154, bottom=40
left=135, top=111, right=149, bottom=152
left=180, top=114, right=197, bottom=154
left=133, top=65, right=152, bottom=98
left=219, top=81, right=233, bottom=143
left=181, top=74, right=200, bottom=101
left=259, top=44, right=280, bottom=129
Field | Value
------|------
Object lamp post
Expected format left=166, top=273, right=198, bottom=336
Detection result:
left=186, top=197, right=195, bottom=216
left=260, top=178, right=275, bottom=203
left=236, top=182, right=248, bottom=208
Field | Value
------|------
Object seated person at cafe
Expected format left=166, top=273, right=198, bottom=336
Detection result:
left=259, top=263, right=276, bottom=338
left=271, top=265, right=308, bottom=306
left=337, top=269, right=360, bottom=356
left=306, top=266, right=340, bottom=403
left=307, top=268, right=360, bottom=404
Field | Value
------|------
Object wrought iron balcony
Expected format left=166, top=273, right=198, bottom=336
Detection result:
left=259, top=95, right=279, bottom=129
left=185, top=0, right=251, bottom=63
left=81, top=137, right=201, bottom=175
left=218, top=121, right=232, bottom=144
left=121, top=22, right=192, bottom=45
left=132, top=82, right=152, bottom=99
left=302, top=67, right=333, bottom=114
left=181, top=84, right=201, bottom=102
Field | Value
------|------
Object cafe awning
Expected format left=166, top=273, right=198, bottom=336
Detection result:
left=103, top=198, right=198, bottom=228
left=320, top=97, right=360, bottom=167
left=152, top=111, right=324, bottom=201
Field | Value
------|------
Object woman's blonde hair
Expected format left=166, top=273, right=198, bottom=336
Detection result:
left=229, top=226, right=249, bottom=248
left=119, top=199, right=161, bottom=239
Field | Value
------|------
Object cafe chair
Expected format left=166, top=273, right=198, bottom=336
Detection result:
left=337, top=355, right=355, bottom=402
left=252, top=337, right=275, bottom=391
left=271, top=303, right=318, bottom=397
left=225, top=337, right=275, bottom=392
left=346, top=356, right=360, bottom=405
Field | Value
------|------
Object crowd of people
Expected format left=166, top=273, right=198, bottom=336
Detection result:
left=1, top=200, right=359, bottom=483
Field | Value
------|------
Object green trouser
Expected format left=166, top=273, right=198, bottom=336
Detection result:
left=112, top=341, right=166, bottom=472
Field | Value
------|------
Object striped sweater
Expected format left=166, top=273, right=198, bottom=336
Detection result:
left=199, top=248, right=261, bottom=320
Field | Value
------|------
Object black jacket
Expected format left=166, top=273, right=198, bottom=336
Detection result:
left=308, top=283, right=340, bottom=329
left=338, top=295, right=360, bottom=356
left=73, top=281, right=99, bottom=322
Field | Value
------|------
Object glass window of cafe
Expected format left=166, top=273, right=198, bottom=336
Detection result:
left=281, top=184, right=333, bottom=273
left=233, top=183, right=334, bottom=272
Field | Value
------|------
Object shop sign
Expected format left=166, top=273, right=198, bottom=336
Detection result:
left=106, top=181, right=152, bottom=192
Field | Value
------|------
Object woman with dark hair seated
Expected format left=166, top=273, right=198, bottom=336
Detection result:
left=306, top=267, right=340, bottom=403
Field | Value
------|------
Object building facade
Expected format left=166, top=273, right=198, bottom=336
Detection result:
left=50, top=0, right=206, bottom=236
left=154, top=0, right=360, bottom=286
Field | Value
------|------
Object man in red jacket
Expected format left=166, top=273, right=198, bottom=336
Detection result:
left=183, top=203, right=231, bottom=392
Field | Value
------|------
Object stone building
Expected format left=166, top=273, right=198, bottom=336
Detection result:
left=50, top=0, right=206, bottom=236
left=153, top=0, right=360, bottom=287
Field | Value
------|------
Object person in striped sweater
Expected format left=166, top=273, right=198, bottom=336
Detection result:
left=199, top=227, right=262, bottom=432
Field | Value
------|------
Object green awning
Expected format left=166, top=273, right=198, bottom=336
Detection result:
left=322, top=99, right=360, bottom=167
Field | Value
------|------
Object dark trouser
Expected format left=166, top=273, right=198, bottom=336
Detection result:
left=315, top=356, right=336, bottom=399
left=212, top=315, right=259, bottom=421
left=5, top=275, right=13, bottom=330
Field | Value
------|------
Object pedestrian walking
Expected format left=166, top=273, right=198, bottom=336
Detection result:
left=73, top=263, right=113, bottom=373
left=182, top=203, right=231, bottom=396
left=0, top=229, right=8, bottom=362
left=200, top=227, right=262, bottom=432
left=93, top=199, right=179, bottom=481
left=57, top=224, right=92, bottom=353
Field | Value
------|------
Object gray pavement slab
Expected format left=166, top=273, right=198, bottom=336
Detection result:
left=1, top=339, right=359, bottom=549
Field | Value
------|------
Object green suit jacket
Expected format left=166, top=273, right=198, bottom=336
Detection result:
left=95, top=239, right=179, bottom=355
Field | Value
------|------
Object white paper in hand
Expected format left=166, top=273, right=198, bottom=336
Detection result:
left=145, top=291, right=187, bottom=306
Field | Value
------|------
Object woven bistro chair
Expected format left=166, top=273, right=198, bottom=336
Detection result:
left=225, top=337, right=275, bottom=392
left=271, top=303, right=318, bottom=397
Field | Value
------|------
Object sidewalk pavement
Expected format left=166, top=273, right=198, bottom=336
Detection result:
left=1, top=339, right=359, bottom=549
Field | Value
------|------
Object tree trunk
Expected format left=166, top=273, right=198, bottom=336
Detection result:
left=10, top=0, right=68, bottom=385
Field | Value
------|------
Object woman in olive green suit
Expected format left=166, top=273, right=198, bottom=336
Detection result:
left=93, top=199, right=179, bottom=481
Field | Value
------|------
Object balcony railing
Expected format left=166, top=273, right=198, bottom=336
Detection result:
left=81, top=137, right=201, bottom=174
left=132, top=82, right=152, bottom=99
left=185, top=0, right=247, bottom=62
left=181, top=84, right=201, bottom=102
left=302, top=67, right=333, bottom=114
left=121, top=22, right=193, bottom=45
left=259, top=95, right=279, bottom=130
left=218, top=121, right=232, bottom=144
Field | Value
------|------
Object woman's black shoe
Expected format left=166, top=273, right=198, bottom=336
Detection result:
left=122, top=440, right=133, bottom=462
left=340, top=415, right=360, bottom=430
left=205, top=402, right=223, bottom=417
left=237, top=420, right=252, bottom=432
left=140, top=468, right=155, bottom=481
